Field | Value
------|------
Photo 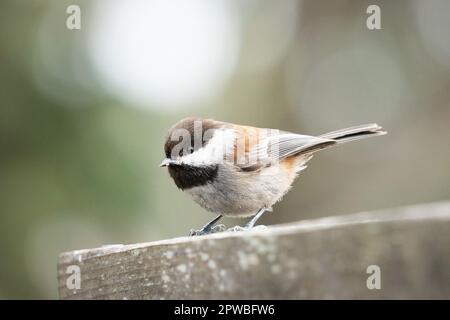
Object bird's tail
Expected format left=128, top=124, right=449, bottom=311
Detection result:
left=319, top=123, right=387, bottom=144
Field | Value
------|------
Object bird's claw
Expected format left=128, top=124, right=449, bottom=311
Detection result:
left=189, top=224, right=226, bottom=236
left=226, top=225, right=248, bottom=232
left=226, top=225, right=268, bottom=232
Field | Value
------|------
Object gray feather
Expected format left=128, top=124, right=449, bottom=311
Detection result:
left=238, top=124, right=386, bottom=171
left=319, top=123, right=386, bottom=143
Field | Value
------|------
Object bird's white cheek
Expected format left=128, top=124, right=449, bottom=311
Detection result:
left=180, top=129, right=235, bottom=166
left=181, top=150, right=215, bottom=166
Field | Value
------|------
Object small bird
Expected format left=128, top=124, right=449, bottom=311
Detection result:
left=161, top=117, right=386, bottom=236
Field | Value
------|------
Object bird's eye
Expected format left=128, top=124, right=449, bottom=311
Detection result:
left=179, top=146, right=194, bottom=157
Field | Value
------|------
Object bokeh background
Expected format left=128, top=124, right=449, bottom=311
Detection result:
left=1, top=0, right=450, bottom=299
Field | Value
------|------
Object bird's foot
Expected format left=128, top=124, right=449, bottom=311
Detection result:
left=226, top=225, right=248, bottom=232
left=189, top=224, right=226, bottom=236
left=226, top=225, right=268, bottom=232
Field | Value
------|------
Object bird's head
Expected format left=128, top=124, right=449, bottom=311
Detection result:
left=160, top=117, right=232, bottom=189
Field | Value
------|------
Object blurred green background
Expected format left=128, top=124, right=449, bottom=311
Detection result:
left=1, top=0, right=449, bottom=299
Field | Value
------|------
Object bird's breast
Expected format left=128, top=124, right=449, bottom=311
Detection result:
left=183, top=163, right=297, bottom=217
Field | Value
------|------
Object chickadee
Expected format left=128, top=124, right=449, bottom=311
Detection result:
left=161, top=117, right=386, bottom=236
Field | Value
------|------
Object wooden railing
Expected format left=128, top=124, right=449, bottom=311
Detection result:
left=57, top=201, right=450, bottom=299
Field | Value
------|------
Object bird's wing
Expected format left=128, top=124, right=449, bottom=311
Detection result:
left=267, top=133, right=335, bottom=160
left=231, top=126, right=335, bottom=172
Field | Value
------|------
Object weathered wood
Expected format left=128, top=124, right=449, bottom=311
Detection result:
left=58, top=201, right=450, bottom=299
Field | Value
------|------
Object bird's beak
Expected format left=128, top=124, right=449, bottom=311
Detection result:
left=159, top=158, right=173, bottom=167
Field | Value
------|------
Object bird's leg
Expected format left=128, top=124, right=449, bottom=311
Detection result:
left=189, top=215, right=225, bottom=236
left=227, top=208, right=270, bottom=232
left=245, top=208, right=269, bottom=228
